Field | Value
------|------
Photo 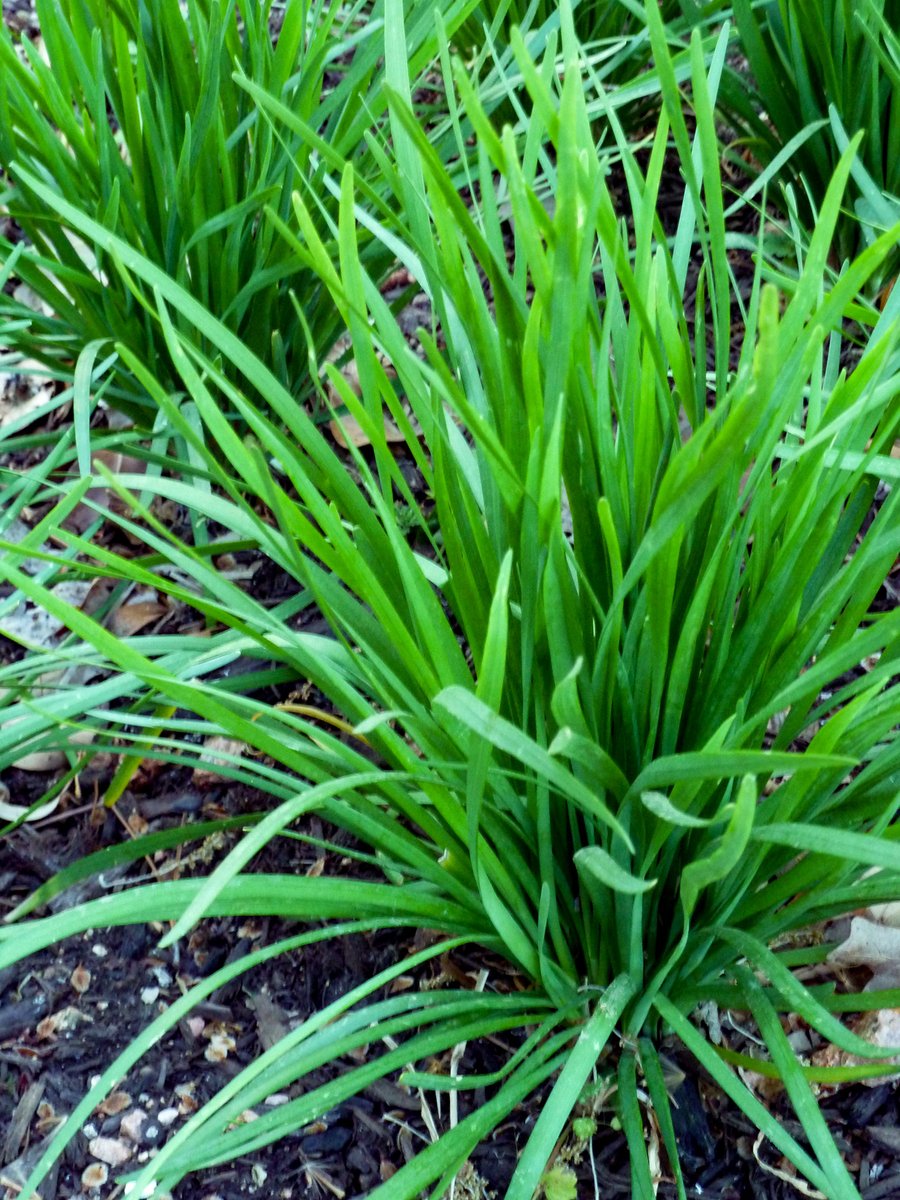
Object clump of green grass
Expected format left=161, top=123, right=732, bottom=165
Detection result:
left=1, top=5, right=899, bottom=1199
left=0, top=0, right=479, bottom=417
left=727, top=0, right=900, bottom=281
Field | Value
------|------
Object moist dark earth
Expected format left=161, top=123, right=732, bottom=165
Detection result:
left=3, top=773, right=900, bottom=1200
left=3, top=774, right=900, bottom=1200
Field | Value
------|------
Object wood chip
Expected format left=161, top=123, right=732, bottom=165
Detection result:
left=70, top=965, right=91, bottom=994
left=2, top=1079, right=44, bottom=1164
left=82, top=1162, right=109, bottom=1189
left=87, top=1135, right=133, bottom=1166
left=98, top=1091, right=132, bottom=1117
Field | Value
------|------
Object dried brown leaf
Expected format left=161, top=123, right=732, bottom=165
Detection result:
left=109, top=599, right=169, bottom=636
left=329, top=410, right=405, bottom=449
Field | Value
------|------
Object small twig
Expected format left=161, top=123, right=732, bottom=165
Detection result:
left=752, top=1132, right=826, bottom=1198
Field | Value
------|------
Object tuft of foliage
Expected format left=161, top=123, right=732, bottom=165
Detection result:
left=1, top=6, right=899, bottom=1199
left=0, top=0, right=479, bottom=416
left=459, top=0, right=723, bottom=51
left=726, top=0, right=900, bottom=279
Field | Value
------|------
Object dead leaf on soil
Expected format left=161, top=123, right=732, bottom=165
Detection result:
left=12, top=281, right=54, bottom=318
left=0, top=356, right=56, bottom=430
left=62, top=449, right=148, bottom=534
left=36, top=1006, right=93, bottom=1039
left=329, top=409, right=405, bottom=449
left=867, top=901, right=900, bottom=928
left=109, top=595, right=170, bottom=637
left=192, top=735, right=247, bottom=787
left=828, top=915, right=900, bottom=989
left=0, top=516, right=52, bottom=574
left=2, top=724, right=95, bottom=777
left=0, top=580, right=93, bottom=645
left=812, top=1009, right=900, bottom=1083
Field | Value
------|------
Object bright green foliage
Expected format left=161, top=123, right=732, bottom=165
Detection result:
left=0, top=0, right=478, bottom=415
left=727, top=0, right=900, bottom=276
left=1, top=6, right=900, bottom=1200
left=459, top=0, right=722, bottom=55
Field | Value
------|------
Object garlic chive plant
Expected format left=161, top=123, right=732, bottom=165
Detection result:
left=0, top=0, right=481, bottom=416
left=1, top=5, right=899, bottom=1198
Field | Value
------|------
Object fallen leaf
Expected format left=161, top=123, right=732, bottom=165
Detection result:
left=193, top=736, right=247, bottom=787
left=36, top=1006, right=93, bottom=1039
left=0, top=356, right=57, bottom=431
left=329, top=409, right=405, bottom=450
left=0, top=581, right=93, bottom=644
left=0, top=516, right=52, bottom=573
left=7, top=748, right=68, bottom=775
left=109, top=598, right=169, bottom=637
left=867, top=902, right=900, bottom=928
left=828, top=916, right=900, bottom=972
left=812, top=1009, right=900, bottom=1083
left=5, top=725, right=95, bottom=776
left=63, top=450, right=147, bottom=534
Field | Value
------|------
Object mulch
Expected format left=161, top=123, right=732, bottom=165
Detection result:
left=3, top=774, right=900, bottom=1200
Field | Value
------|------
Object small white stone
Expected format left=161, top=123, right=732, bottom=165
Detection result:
left=91, top=944, right=108, bottom=958
left=140, top=986, right=159, bottom=1005
left=123, top=1183, right=159, bottom=1198
left=157, top=1107, right=179, bottom=1127
left=120, top=1109, right=147, bottom=1143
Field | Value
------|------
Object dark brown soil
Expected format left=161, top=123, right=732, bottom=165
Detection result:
left=2, top=756, right=900, bottom=1200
